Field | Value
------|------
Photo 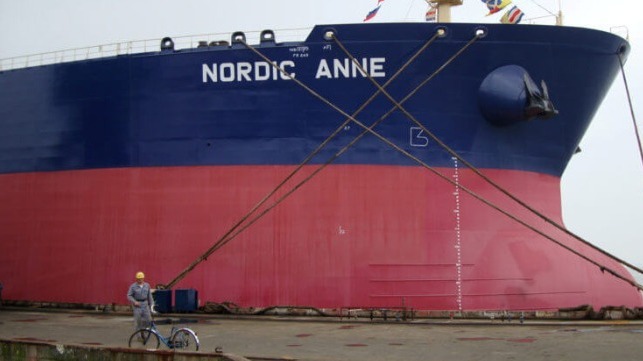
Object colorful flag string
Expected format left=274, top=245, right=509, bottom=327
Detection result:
left=364, top=0, right=385, bottom=22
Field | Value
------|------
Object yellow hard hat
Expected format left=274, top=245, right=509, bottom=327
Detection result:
left=135, top=271, right=145, bottom=279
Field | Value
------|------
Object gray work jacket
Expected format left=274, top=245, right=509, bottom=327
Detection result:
left=127, top=282, right=153, bottom=305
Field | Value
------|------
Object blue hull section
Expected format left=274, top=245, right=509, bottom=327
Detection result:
left=0, top=23, right=629, bottom=176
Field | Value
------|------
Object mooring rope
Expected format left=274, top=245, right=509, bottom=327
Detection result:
left=165, top=27, right=643, bottom=294
left=333, top=33, right=643, bottom=280
left=162, top=29, right=443, bottom=289
left=170, top=32, right=484, bottom=278
left=334, top=33, right=643, bottom=289
left=226, top=40, right=643, bottom=291
left=618, top=52, right=643, bottom=170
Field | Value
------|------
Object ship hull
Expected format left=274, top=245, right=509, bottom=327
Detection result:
left=0, top=23, right=641, bottom=311
left=1, top=165, right=641, bottom=310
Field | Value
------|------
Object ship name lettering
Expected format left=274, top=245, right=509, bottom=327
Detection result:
left=202, top=61, right=296, bottom=83
left=315, top=57, right=386, bottom=79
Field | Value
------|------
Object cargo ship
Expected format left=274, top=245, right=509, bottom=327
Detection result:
left=1, top=2, right=642, bottom=313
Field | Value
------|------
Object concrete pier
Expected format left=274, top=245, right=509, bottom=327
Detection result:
left=2, top=308, right=643, bottom=360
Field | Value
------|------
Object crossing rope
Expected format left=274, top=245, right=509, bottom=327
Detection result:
left=331, top=33, right=643, bottom=290
left=162, top=29, right=445, bottom=289
left=163, top=27, right=643, bottom=294
left=332, top=33, right=643, bottom=281
left=618, top=52, right=643, bottom=170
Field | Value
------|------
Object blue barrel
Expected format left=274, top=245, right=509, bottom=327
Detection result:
left=153, top=289, right=173, bottom=313
left=175, top=289, right=198, bottom=312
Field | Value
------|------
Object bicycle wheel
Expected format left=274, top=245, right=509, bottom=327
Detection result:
left=128, top=329, right=161, bottom=350
left=170, top=328, right=200, bottom=351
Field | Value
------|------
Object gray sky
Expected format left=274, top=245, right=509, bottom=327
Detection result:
left=1, top=0, right=642, bottom=278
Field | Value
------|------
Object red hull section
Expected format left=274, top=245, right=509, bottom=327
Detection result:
left=1, top=165, right=641, bottom=311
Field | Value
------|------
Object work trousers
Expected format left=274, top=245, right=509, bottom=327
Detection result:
left=132, top=302, right=152, bottom=331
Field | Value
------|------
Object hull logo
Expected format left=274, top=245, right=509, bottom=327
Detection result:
left=410, top=127, right=429, bottom=147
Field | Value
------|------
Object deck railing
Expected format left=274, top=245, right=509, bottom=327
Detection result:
left=0, top=28, right=311, bottom=71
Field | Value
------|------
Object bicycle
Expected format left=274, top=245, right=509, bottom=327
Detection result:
left=128, top=319, right=200, bottom=351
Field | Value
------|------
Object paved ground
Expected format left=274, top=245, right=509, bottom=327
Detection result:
left=2, top=308, right=643, bottom=360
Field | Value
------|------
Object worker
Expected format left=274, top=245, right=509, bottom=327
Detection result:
left=126, top=271, right=154, bottom=332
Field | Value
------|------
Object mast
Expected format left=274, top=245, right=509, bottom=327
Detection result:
left=426, top=0, right=463, bottom=23
left=556, top=0, right=564, bottom=26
